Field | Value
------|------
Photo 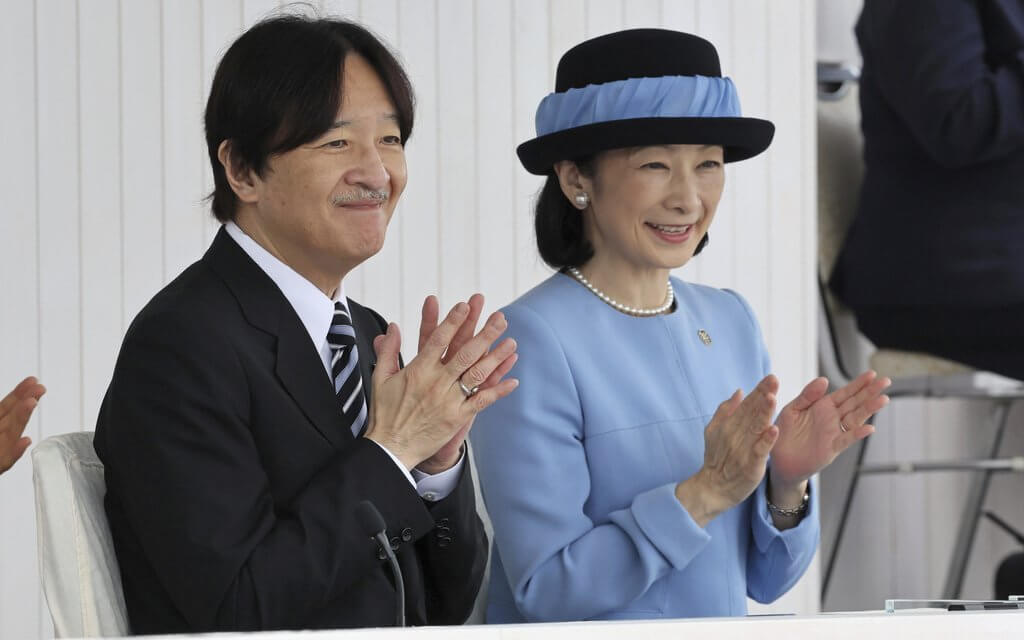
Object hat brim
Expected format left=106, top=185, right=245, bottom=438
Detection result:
left=516, top=116, right=775, bottom=175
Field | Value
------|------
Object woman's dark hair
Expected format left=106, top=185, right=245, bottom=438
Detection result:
left=534, top=156, right=709, bottom=270
left=204, top=15, right=415, bottom=222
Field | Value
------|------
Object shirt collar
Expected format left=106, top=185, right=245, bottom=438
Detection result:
left=224, top=222, right=349, bottom=351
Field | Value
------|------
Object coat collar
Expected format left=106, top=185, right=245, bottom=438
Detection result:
left=202, top=227, right=379, bottom=448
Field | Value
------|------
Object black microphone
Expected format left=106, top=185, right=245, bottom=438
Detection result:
left=355, top=500, right=405, bottom=627
left=984, top=510, right=1024, bottom=546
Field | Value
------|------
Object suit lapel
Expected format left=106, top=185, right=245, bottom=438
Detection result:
left=203, top=227, right=350, bottom=449
left=275, top=314, right=352, bottom=447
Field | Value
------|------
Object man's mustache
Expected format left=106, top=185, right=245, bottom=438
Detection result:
left=330, top=189, right=390, bottom=205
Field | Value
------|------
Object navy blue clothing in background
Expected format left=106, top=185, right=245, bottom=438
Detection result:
left=830, top=0, right=1024, bottom=379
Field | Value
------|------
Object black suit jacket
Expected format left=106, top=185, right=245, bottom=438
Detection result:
left=94, top=228, right=487, bottom=634
left=831, top=0, right=1024, bottom=308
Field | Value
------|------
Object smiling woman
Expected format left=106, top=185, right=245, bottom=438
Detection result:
left=470, top=29, right=892, bottom=624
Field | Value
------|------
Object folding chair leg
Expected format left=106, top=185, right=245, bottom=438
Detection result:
left=941, top=399, right=1013, bottom=599
left=822, top=427, right=872, bottom=603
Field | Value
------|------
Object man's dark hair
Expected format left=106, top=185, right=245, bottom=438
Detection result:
left=205, top=15, right=415, bottom=222
left=534, top=155, right=708, bottom=270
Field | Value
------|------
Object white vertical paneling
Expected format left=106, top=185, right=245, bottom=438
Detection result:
left=242, top=0, right=279, bottom=26
left=585, top=0, right=624, bottom=38
left=1, top=3, right=826, bottom=637
left=200, top=0, right=244, bottom=246
left=476, top=0, right=518, bottom=320
left=511, top=0, right=550, bottom=295
left=623, top=0, right=660, bottom=28
left=357, top=0, right=405, bottom=327
left=728, top=0, right=770, bottom=327
left=121, top=0, right=164, bottom=328
left=765, top=0, right=805, bottom=404
left=36, top=0, right=81, bottom=433
left=322, top=0, right=361, bottom=18
left=549, top=0, right=586, bottom=81
left=660, top=0, right=697, bottom=31
left=33, top=0, right=80, bottom=636
left=800, top=0, right=818, bottom=391
left=79, top=0, right=122, bottom=431
left=436, top=0, right=478, bottom=305
left=163, top=0, right=207, bottom=280
left=688, top=0, right=734, bottom=289
left=397, top=0, right=440, bottom=354
left=0, top=0, right=41, bottom=635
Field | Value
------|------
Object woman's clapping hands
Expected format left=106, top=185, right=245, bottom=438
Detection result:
left=678, top=371, right=890, bottom=526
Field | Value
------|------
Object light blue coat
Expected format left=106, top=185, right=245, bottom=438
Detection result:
left=471, top=273, right=819, bottom=623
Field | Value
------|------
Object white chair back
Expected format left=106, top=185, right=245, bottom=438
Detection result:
left=32, top=432, right=129, bottom=637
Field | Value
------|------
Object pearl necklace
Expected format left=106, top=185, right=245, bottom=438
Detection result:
left=566, top=267, right=674, bottom=317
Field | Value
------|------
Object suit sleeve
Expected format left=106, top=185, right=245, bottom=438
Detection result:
left=860, top=0, right=1024, bottom=167
left=415, top=452, right=488, bottom=624
left=470, top=304, right=714, bottom=622
left=96, top=308, right=435, bottom=632
left=725, top=290, right=820, bottom=603
left=358, top=301, right=488, bottom=624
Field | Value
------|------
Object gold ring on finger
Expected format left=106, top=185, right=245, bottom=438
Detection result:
left=458, top=379, right=480, bottom=398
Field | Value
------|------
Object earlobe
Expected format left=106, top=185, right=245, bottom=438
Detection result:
left=218, top=140, right=260, bottom=204
left=553, top=160, right=590, bottom=210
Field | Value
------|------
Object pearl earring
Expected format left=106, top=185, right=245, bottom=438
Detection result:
left=573, top=192, right=590, bottom=209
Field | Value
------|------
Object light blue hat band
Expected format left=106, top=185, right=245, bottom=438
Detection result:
left=535, top=75, right=742, bottom=137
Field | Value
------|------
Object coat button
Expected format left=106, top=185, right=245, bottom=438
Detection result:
left=437, top=517, right=450, bottom=526
left=376, top=545, right=387, bottom=561
left=436, top=525, right=451, bottom=536
left=437, top=536, right=453, bottom=548
left=401, top=527, right=413, bottom=542
left=390, top=536, right=401, bottom=550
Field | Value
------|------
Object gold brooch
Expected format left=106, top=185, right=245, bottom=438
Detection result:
left=698, top=329, right=712, bottom=345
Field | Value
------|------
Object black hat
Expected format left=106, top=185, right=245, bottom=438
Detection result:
left=517, top=29, right=774, bottom=175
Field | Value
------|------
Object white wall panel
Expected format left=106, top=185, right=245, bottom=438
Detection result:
left=510, top=0, right=549, bottom=295
left=475, top=0, right=518, bottom=316
left=585, top=0, right=623, bottom=38
left=396, top=0, right=441, bottom=343
left=79, top=0, right=122, bottom=450
left=120, top=0, right=165, bottom=328
left=0, top=2, right=820, bottom=636
left=0, top=0, right=42, bottom=634
left=162, top=0, right=208, bottom=280
left=200, top=0, right=244, bottom=246
left=437, top=0, right=478, bottom=307
left=356, top=0, right=405, bottom=327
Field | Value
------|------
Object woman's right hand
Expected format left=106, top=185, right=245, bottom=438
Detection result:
left=675, top=375, right=779, bottom=527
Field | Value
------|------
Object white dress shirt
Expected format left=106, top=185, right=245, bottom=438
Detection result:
left=225, top=222, right=462, bottom=501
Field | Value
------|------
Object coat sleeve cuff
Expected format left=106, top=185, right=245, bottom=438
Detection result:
left=750, top=476, right=819, bottom=561
left=629, top=482, right=712, bottom=570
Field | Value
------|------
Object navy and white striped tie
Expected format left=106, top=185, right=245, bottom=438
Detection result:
left=327, top=302, right=367, bottom=437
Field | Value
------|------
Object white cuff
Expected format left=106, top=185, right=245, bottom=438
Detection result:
left=411, top=450, right=465, bottom=502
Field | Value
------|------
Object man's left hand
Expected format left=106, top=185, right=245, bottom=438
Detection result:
left=414, top=294, right=517, bottom=475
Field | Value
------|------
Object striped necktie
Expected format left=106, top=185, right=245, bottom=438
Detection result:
left=327, top=302, right=367, bottom=437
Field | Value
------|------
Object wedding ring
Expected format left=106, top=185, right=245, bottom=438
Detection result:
left=458, top=379, right=480, bottom=398
left=839, top=421, right=850, bottom=433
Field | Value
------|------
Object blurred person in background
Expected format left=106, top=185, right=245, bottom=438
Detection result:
left=831, top=0, right=1024, bottom=379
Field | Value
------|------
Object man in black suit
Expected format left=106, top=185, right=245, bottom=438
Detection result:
left=831, top=0, right=1024, bottom=379
left=94, top=16, right=517, bottom=634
